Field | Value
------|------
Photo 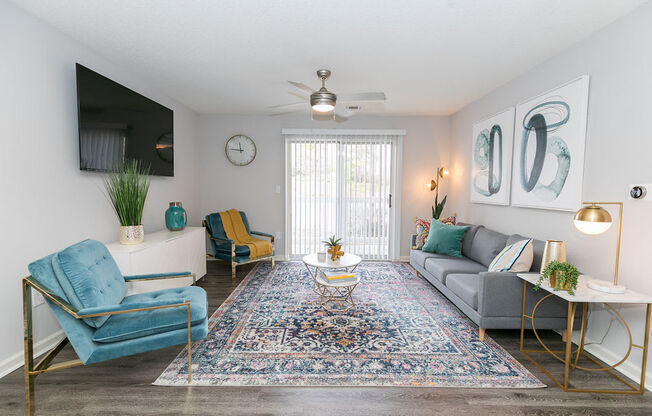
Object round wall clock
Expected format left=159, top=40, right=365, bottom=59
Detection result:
left=225, top=134, right=257, bottom=166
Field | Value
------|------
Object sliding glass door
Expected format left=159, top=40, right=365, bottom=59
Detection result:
left=285, top=130, right=403, bottom=259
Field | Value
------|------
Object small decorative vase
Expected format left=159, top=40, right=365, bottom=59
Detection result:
left=549, top=271, right=570, bottom=290
left=165, top=202, right=187, bottom=231
left=317, top=251, right=327, bottom=262
left=119, top=225, right=144, bottom=245
left=540, top=240, right=567, bottom=274
left=328, top=245, right=344, bottom=261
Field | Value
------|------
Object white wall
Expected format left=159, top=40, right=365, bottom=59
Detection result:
left=448, top=2, right=652, bottom=386
left=198, top=114, right=450, bottom=258
left=0, top=0, right=200, bottom=376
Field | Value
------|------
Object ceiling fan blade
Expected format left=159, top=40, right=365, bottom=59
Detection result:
left=288, top=80, right=315, bottom=94
left=268, top=102, right=305, bottom=109
left=338, top=92, right=386, bottom=102
left=270, top=108, right=305, bottom=116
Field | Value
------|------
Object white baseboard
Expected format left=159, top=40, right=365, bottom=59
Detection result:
left=0, top=330, right=65, bottom=379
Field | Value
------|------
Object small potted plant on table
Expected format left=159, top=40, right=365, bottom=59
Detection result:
left=534, top=261, right=579, bottom=295
left=322, top=235, right=344, bottom=261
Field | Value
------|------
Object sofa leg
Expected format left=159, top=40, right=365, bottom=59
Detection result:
left=271, top=258, right=275, bottom=269
left=479, top=328, right=486, bottom=341
left=562, top=329, right=568, bottom=342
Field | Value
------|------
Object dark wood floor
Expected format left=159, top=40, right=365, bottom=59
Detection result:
left=2, top=261, right=651, bottom=415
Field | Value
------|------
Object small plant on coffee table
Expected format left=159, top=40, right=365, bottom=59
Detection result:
left=322, top=235, right=344, bottom=261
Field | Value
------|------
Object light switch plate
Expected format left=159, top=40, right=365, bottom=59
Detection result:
left=275, top=231, right=282, bottom=241
left=275, top=185, right=281, bottom=194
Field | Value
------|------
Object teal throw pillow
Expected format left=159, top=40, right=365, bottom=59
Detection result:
left=422, top=220, right=470, bottom=257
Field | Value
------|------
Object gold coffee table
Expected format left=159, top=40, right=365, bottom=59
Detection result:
left=302, top=253, right=361, bottom=312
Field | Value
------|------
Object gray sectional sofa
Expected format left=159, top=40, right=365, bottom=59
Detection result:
left=410, top=223, right=576, bottom=340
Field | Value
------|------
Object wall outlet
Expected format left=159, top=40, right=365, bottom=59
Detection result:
left=32, top=290, right=45, bottom=307
left=275, top=231, right=282, bottom=241
left=275, top=185, right=281, bottom=194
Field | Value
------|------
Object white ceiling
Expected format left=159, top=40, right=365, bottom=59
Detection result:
left=12, top=0, right=646, bottom=115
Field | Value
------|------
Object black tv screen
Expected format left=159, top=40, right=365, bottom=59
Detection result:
left=76, top=63, right=174, bottom=176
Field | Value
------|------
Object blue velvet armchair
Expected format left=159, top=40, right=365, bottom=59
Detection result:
left=203, top=211, right=275, bottom=278
left=23, top=239, right=208, bottom=415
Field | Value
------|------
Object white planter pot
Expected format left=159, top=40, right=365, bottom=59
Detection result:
left=119, top=225, right=144, bottom=245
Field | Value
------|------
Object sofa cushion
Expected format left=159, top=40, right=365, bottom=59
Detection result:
left=422, top=221, right=470, bottom=257
left=446, top=274, right=479, bottom=309
left=413, top=217, right=431, bottom=249
left=53, top=239, right=126, bottom=328
left=410, top=249, right=451, bottom=268
left=507, top=234, right=545, bottom=272
left=424, top=257, right=486, bottom=285
left=467, top=227, right=509, bottom=267
left=458, top=223, right=482, bottom=257
left=488, top=239, right=533, bottom=272
left=92, top=286, right=208, bottom=343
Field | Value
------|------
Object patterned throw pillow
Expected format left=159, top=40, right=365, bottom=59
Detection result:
left=440, top=215, right=457, bottom=225
left=488, top=239, right=534, bottom=272
left=413, top=218, right=431, bottom=249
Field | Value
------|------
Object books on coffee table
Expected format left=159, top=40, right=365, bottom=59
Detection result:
left=319, top=269, right=358, bottom=285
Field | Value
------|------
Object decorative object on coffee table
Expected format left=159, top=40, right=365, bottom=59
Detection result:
left=535, top=261, right=579, bottom=295
left=322, top=235, right=344, bottom=261
left=573, top=201, right=627, bottom=294
left=540, top=240, right=567, bottom=273
left=165, top=202, right=187, bottom=231
left=104, top=160, right=151, bottom=245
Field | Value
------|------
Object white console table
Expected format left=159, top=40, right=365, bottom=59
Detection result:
left=106, top=227, right=207, bottom=295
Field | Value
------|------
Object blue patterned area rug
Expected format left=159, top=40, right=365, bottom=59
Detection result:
left=154, top=261, right=544, bottom=388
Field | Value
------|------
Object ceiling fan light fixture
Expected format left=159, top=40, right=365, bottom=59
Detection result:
left=310, top=88, right=336, bottom=113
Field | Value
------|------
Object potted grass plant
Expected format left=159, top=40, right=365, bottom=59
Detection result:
left=104, top=160, right=151, bottom=245
left=534, top=261, right=579, bottom=295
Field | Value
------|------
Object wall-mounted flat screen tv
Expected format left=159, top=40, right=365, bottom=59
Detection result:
left=76, top=63, right=174, bottom=176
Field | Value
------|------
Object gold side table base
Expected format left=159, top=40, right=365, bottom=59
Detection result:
left=519, top=280, right=651, bottom=394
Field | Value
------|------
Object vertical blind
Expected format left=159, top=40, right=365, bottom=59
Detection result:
left=285, top=130, right=403, bottom=259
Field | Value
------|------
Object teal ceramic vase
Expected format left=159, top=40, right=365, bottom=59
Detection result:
left=165, top=202, right=187, bottom=231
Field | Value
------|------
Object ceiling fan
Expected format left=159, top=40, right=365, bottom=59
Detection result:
left=271, top=69, right=386, bottom=119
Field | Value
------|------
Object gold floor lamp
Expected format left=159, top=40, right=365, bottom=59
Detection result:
left=573, top=201, right=627, bottom=294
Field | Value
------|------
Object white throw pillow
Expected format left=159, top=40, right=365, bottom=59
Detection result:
left=488, top=239, right=533, bottom=272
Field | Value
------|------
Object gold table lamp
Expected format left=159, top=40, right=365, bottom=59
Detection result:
left=573, top=201, right=626, bottom=294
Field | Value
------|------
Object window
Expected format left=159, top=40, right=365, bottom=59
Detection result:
left=284, top=129, right=403, bottom=259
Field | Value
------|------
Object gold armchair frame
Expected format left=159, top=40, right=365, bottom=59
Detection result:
left=23, top=273, right=196, bottom=416
left=202, top=220, right=275, bottom=279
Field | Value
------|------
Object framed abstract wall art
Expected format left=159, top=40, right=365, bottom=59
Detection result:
left=470, top=107, right=515, bottom=205
left=511, top=75, right=590, bottom=211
